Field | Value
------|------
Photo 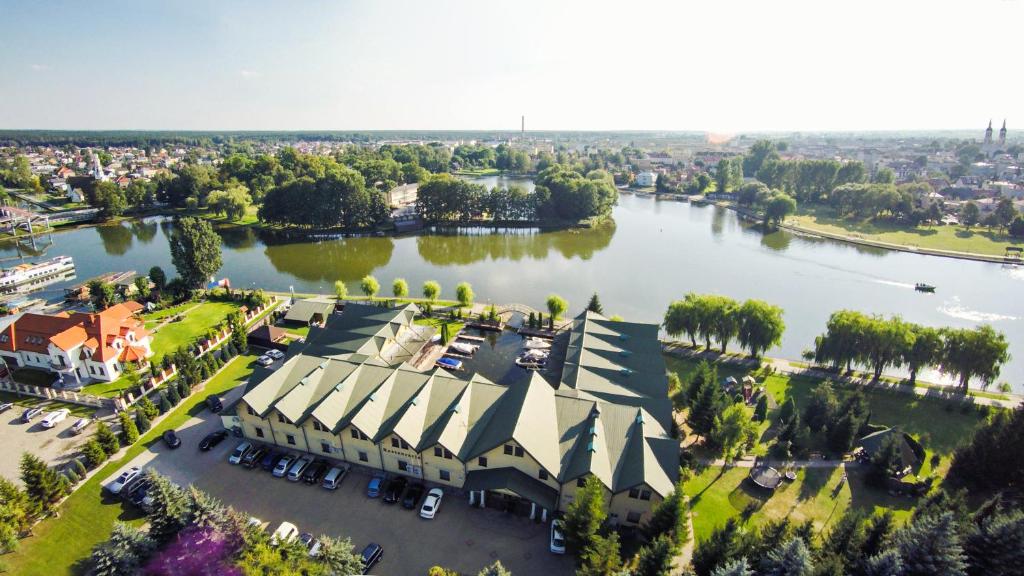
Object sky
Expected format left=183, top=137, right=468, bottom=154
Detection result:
left=0, top=0, right=1021, bottom=132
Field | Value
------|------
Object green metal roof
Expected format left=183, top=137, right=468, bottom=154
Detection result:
left=464, top=468, right=559, bottom=510
left=283, top=297, right=336, bottom=324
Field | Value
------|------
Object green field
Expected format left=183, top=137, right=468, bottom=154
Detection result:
left=3, top=355, right=257, bottom=576
left=788, top=205, right=1023, bottom=256
left=146, top=301, right=242, bottom=361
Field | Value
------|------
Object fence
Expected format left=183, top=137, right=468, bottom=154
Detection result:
left=0, top=379, right=113, bottom=410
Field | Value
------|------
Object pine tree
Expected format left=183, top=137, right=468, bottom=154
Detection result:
left=778, top=397, right=797, bottom=425
left=644, top=480, right=689, bottom=550
left=893, top=512, right=967, bottom=576
left=587, top=293, right=604, bottom=315
left=818, top=508, right=866, bottom=573
left=0, top=477, right=31, bottom=552
left=528, top=312, right=536, bottom=329
left=133, top=409, right=150, bottom=434
left=64, top=468, right=79, bottom=485
left=577, top=532, right=622, bottom=576
left=19, top=452, right=66, bottom=512
left=477, top=561, right=512, bottom=576
left=693, top=518, right=742, bottom=576
left=145, top=472, right=191, bottom=542
left=94, top=422, right=121, bottom=457
left=318, top=535, right=365, bottom=575
left=863, top=550, right=904, bottom=576
left=82, top=439, right=108, bottom=469
left=88, top=521, right=157, bottom=576
left=860, top=511, right=895, bottom=559
left=563, top=476, right=607, bottom=555
left=117, top=411, right=139, bottom=445
left=158, top=391, right=173, bottom=414
left=711, top=558, right=754, bottom=576
left=685, top=361, right=718, bottom=408
left=688, top=373, right=728, bottom=439
left=72, top=458, right=88, bottom=478
left=753, top=394, right=768, bottom=421
left=635, top=534, right=674, bottom=576
left=760, top=537, right=813, bottom=576
left=166, top=382, right=181, bottom=405
left=177, top=379, right=191, bottom=400
left=187, top=486, right=226, bottom=530
left=137, top=396, right=159, bottom=420
left=963, top=509, right=1024, bottom=576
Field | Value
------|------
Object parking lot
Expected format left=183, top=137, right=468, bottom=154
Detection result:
left=110, top=388, right=574, bottom=576
left=0, top=397, right=101, bottom=485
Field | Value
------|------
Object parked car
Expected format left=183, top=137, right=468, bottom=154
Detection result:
left=127, top=479, right=153, bottom=509
left=299, top=532, right=321, bottom=556
left=105, top=467, right=142, bottom=495
left=550, top=519, right=566, bottom=554
left=261, top=450, right=283, bottom=471
left=401, top=483, right=425, bottom=509
left=70, top=417, right=92, bottom=435
left=273, top=454, right=297, bottom=478
left=162, top=429, right=181, bottom=449
left=242, top=445, right=267, bottom=468
left=21, top=407, right=43, bottom=423
left=321, top=465, right=349, bottom=490
left=0, top=402, right=14, bottom=413
left=120, top=474, right=149, bottom=502
left=247, top=517, right=265, bottom=530
left=256, top=355, right=274, bottom=367
left=286, top=456, right=313, bottom=482
left=266, top=349, right=285, bottom=360
left=382, top=476, right=407, bottom=504
left=360, top=543, right=383, bottom=574
left=228, top=441, right=253, bottom=465
left=302, top=460, right=328, bottom=485
left=205, top=395, right=223, bottom=413
left=199, top=430, right=229, bottom=451
left=419, top=487, right=444, bottom=519
left=366, top=473, right=386, bottom=498
left=40, top=408, right=70, bottom=429
left=270, top=521, right=299, bottom=545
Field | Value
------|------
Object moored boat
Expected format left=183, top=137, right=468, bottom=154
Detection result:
left=436, top=357, right=463, bottom=370
left=0, top=256, right=75, bottom=294
left=914, top=283, right=936, bottom=293
left=523, top=337, right=552, bottom=350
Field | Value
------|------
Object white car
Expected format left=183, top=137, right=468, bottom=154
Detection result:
left=70, top=417, right=92, bottom=435
left=256, top=355, right=274, bottom=367
left=266, top=349, right=285, bottom=360
left=270, top=521, right=299, bottom=545
left=419, top=487, right=444, bottom=519
left=273, top=454, right=296, bottom=477
left=550, top=519, right=566, bottom=554
left=106, top=467, right=142, bottom=495
left=40, top=409, right=70, bottom=429
left=228, top=441, right=253, bottom=465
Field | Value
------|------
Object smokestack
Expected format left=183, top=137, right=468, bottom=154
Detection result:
left=521, top=115, right=525, bottom=136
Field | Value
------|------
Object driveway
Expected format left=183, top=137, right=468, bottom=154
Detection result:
left=0, top=399, right=101, bottom=485
left=111, top=386, right=574, bottom=576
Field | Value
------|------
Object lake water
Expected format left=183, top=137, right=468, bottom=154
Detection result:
left=2, top=176, right=1021, bottom=390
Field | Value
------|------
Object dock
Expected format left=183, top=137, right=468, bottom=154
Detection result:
left=517, top=327, right=556, bottom=339
left=443, top=351, right=473, bottom=360
left=455, top=333, right=486, bottom=342
left=465, top=320, right=504, bottom=332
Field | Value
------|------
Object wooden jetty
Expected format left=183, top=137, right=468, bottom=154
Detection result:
left=455, top=333, right=486, bottom=342
left=517, top=327, right=556, bottom=339
left=465, top=320, right=504, bottom=332
left=443, top=351, right=473, bottom=360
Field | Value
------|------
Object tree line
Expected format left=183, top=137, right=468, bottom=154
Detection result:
left=813, top=310, right=1010, bottom=390
left=663, top=294, right=785, bottom=358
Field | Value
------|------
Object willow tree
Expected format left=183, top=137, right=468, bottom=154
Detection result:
left=736, top=299, right=785, bottom=358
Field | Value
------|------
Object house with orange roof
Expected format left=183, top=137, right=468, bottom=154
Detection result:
left=0, top=301, right=152, bottom=385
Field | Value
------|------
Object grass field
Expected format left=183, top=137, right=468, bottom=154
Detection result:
left=788, top=205, right=1023, bottom=256
left=146, top=301, right=242, bottom=362
left=3, top=355, right=257, bottom=576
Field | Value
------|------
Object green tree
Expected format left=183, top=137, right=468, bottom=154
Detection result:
left=392, top=278, right=408, bottom=299
left=635, top=534, right=674, bottom=576
left=95, top=422, right=121, bottom=457
left=135, top=408, right=151, bottom=434
left=91, top=181, right=128, bottom=219
left=761, top=537, right=813, bottom=576
left=802, top=382, right=838, bottom=432
left=893, top=512, right=967, bottom=576
left=88, top=521, right=157, bottom=576
left=148, top=266, right=167, bottom=292
left=317, top=535, right=366, bottom=575
left=19, top=452, right=67, bottom=513
left=940, top=325, right=1010, bottom=389
left=87, top=280, right=117, bottom=310
left=117, top=411, right=139, bottom=445
left=711, top=404, right=758, bottom=460
left=663, top=295, right=702, bottom=347
left=546, top=294, right=568, bottom=322
left=423, top=280, right=441, bottom=303
left=82, top=439, right=108, bottom=469
left=644, top=480, right=689, bottom=549
left=0, top=477, right=31, bottom=553
left=903, top=324, right=943, bottom=385
left=144, top=471, right=191, bottom=542
left=360, top=275, right=380, bottom=299
left=711, top=558, right=754, bottom=576
left=137, top=396, right=159, bottom=420
left=960, top=202, right=980, bottom=229
left=563, top=476, right=607, bottom=555
left=863, top=550, right=904, bottom=576
left=949, top=404, right=1024, bottom=494
left=963, top=508, right=1024, bottom=576
left=228, top=310, right=248, bottom=354
left=132, top=276, right=151, bottom=300
left=169, top=217, right=222, bottom=289
left=586, top=293, right=604, bottom=315
left=206, top=184, right=252, bottom=221
left=477, top=560, right=513, bottom=576
left=577, top=532, right=622, bottom=576
left=764, top=192, right=797, bottom=225
left=456, top=282, right=474, bottom=308
left=688, top=371, right=729, bottom=439
left=736, top=299, right=785, bottom=358
left=333, top=280, right=348, bottom=300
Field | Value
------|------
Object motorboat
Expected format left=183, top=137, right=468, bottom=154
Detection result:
left=436, top=357, right=463, bottom=370
left=914, top=283, right=936, bottom=293
left=449, top=342, right=478, bottom=355
left=523, top=337, right=552, bottom=350
left=515, top=357, right=546, bottom=370
left=520, top=349, right=549, bottom=362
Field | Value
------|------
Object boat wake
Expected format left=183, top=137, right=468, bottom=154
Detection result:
left=938, top=296, right=1017, bottom=323
left=873, top=279, right=915, bottom=289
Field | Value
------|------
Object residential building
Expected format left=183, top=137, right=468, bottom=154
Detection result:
left=239, top=306, right=678, bottom=526
left=0, top=302, right=152, bottom=384
left=635, top=171, right=658, bottom=187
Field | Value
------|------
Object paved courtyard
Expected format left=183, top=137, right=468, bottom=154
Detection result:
left=0, top=398, right=102, bottom=486
left=110, top=386, right=574, bottom=576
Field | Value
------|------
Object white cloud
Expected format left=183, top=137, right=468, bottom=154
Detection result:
left=29, top=63, right=50, bottom=71
left=239, top=69, right=261, bottom=79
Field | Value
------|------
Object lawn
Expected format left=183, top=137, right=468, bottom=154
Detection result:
left=141, top=301, right=200, bottom=329
left=3, top=355, right=258, bottom=576
left=147, top=301, right=242, bottom=361
left=787, top=205, right=1023, bottom=257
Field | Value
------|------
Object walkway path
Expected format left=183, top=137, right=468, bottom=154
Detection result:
left=148, top=302, right=205, bottom=332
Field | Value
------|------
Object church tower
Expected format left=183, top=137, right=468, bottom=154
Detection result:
left=999, top=119, right=1007, bottom=146
left=984, top=120, right=993, bottom=145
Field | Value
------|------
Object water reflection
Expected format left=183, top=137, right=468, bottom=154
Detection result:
left=415, top=220, right=615, bottom=265
left=97, top=223, right=133, bottom=255
left=220, top=228, right=259, bottom=251
left=129, top=220, right=159, bottom=244
left=711, top=206, right=726, bottom=236
left=263, top=237, right=395, bottom=282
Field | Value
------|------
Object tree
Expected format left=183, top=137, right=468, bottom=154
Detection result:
left=206, top=184, right=252, bottom=221
left=893, top=512, right=967, bottom=576
left=169, top=217, right=222, bottom=289
left=761, top=537, right=813, bottom=576
left=863, top=550, right=904, bottom=576
left=228, top=310, right=248, bottom=354
left=137, top=396, right=159, bottom=420
left=149, top=266, right=167, bottom=292
left=963, top=508, right=1024, bottom=576
left=117, top=411, right=139, bottom=445
left=334, top=280, right=348, bottom=300
left=802, top=382, right=838, bottom=433
left=133, top=276, right=151, bottom=300
left=903, top=324, right=943, bottom=385
left=711, top=404, right=758, bottom=460
left=313, top=535, right=365, bottom=574
left=87, top=280, right=117, bottom=310
left=689, top=374, right=729, bottom=440
left=693, top=518, right=742, bottom=576
left=1010, top=216, right=1024, bottom=238
left=940, top=325, right=1010, bottom=389
left=88, top=521, right=157, bottom=576
left=19, top=452, right=67, bottom=513
left=664, top=295, right=702, bottom=347
left=392, top=278, right=408, bottom=299
left=0, top=477, right=31, bottom=553
left=456, top=282, right=474, bottom=308
left=949, top=404, right=1024, bottom=494
left=563, top=475, right=607, bottom=555
left=712, top=558, right=754, bottom=576
left=135, top=408, right=151, bottom=434
left=577, top=532, right=622, bottom=576
left=82, top=439, right=107, bottom=469
left=360, top=275, right=380, bottom=299
left=95, top=422, right=121, bottom=457
left=635, top=534, right=674, bottom=576
left=546, top=294, right=568, bottom=326
left=477, top=561, right=513, bottom=576
left=644, top=480, right=689, bottom=549
left=764, top=193, right=797, bottom=225
left=960, top=202, right=980, bottom=229
left=144, top=471, right=191, bottom=542
left=737, top=181, right=770, bottom=206
left=91, top=181, right=128, bottom=219
left=586, top=293, right=604, bottom=315
left=423, top=280, right=441, bottom=303
left=736, top=299, right=785, bottom=358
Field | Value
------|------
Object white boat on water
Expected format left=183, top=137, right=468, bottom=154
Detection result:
left=0, top=256, right=76, bottom=294
left=449, top=342, right=478, bottom=355
left=519, top=349, right=549, bottom=361
left=523, top=337, right=552, bottom=350
left=515, top=357, right=546, bottom=370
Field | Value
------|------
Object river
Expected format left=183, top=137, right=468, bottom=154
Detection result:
left=2, top=176, right=1021, bottom=391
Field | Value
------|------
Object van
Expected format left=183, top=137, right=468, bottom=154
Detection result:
left=270, top=521, right=299, bottom=545
left=286, top=456, right=312, bottom=482
left=228, top=442, right=253, bottom=465
left=321, top=465, right=349, bottom=490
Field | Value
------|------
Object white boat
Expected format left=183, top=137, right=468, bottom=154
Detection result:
left=449, top=342, right=479, bottom=355
left=520, top=349, right=549, bottom=361
left=515, top=357, right=546, bottom=370
left=0, top=256, right=76, bottom=294
left=523, top=337, right=552, bottom=350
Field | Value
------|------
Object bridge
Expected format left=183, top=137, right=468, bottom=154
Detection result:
left=496, top=303, right=540, bottom=316
left=0, top=205, right=50, bottom=235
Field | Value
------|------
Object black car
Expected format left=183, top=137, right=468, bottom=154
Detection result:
left=302, top=460, right=328, bottom=485
left=199, top=429, right=229, bottom=451
left=242, top=446, right=267, bottom=468
left=120, top=475, right=149, bottom=502
left=126, top=478, right=152, bottom=507
left=360, top=543, right=383, bottom=574
left=260, top=449, right=282, bottom=471
left=382, top=476, right=407, bottom=504
left=205, top=396, right=223, bottom=413
left=401, top=482, right=425, bottom=509
left=162, top=429, right=181, bottom=449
